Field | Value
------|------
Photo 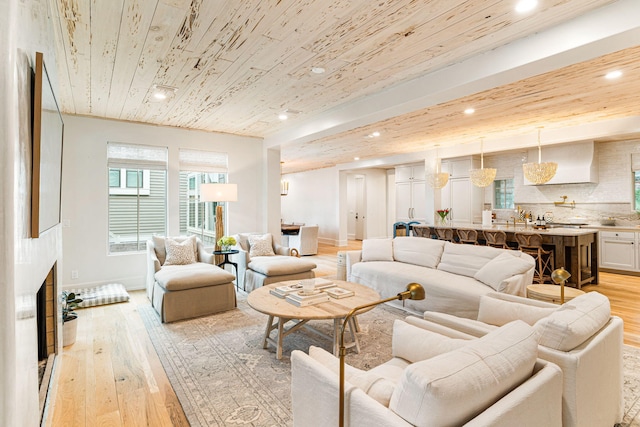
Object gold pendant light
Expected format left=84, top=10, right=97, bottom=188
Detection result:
left=280, top=161, right=289, bottom=196
left=523, top=127, right=557, bottom=185
left=470, top=138, right=497, bottom=188
left=428, top=145, right=449, bottom=189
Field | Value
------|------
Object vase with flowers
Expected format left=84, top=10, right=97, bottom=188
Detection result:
left=436, top=209, right=450, bottom=225
left=217, top=235, right=237, bottom=252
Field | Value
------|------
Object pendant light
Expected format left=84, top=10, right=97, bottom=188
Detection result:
left=522, top=127, right=557, bottom=185
left=280, top=161, right=289, bottom=196
left=469, top=138, right=497, bottom=188
left=428, top=145, right=449, bottom=189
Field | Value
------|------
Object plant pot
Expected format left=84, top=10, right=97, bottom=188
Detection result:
left=63, top=318, right=78, bottom=347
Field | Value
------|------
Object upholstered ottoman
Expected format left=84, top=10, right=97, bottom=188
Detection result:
left=245, top=256, right=316, bottom=291
left=152, top=263, right=236, bottom=322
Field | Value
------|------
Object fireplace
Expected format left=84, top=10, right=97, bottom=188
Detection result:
left=37, top=264, right=58, bottom=420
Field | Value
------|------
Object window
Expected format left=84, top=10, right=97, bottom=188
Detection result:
left=178, top=149, right=229, bottom=246
left=494, top=179, right=514, bottom=209
left=107, top=143, right=168, bottom=253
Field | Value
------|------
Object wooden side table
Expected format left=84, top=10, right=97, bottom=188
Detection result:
left=526, top=284, right=585, bottom=305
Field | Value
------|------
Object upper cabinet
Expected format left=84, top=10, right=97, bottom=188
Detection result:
left=440, top=157, right=484, bottom=224
left=395, top=163, right=426, bottom=222
left=395, top=163, right=425, bottom=183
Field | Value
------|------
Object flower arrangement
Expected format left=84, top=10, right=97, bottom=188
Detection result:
left=436, top=209, right=450, bottom=225
left=217, top=236, right=237, bottom=251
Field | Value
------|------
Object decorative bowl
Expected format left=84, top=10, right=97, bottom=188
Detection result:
left=600, top=218, right=616, bottom=226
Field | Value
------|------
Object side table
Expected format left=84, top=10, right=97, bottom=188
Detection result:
left=214, top=249, right=240, bottom=290
left=526, top=284, right=585, bottom=305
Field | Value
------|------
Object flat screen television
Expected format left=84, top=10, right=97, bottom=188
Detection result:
left=31, top=51, right=64, bottom=238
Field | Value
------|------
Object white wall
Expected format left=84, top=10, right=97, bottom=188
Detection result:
left=61, top=115, right=264, bottom=290
left=1, top=1, right=64, bottom=426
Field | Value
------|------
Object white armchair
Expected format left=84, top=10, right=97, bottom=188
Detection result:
left=291, top=319, right=562, bottom=427
left=415, top=291, right=624, bottom=427
left=287, top=225, right=319, bottom=256
left=230, top=232, right=317, bottom=291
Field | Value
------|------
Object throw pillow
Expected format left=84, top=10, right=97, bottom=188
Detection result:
left=392, top=320, right=468, bottom=363
left=477, top=295, right=557, bottom=326
left=473, top=251, right=534, bottom=291
left=534, top=291, right=611, bottom=351
left=361, top=238, right=394, bottom=262
left=248, top=234, right=275, bottom=257
left=164, top=237, right=197, bottom=265
left=392, top=237, right=446, bottom=268
left=389, top=320, right=537, bottom=427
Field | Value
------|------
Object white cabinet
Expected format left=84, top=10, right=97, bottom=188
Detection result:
left=599, top=231, right=637, bottom=271
left=439, top=157, right=483, bottom=224
left=395, top=164, right=426, bottom=222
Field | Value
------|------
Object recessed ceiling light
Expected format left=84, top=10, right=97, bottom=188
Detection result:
left=151, top=84, right=177, bottom=101
left=354, top=157, right=360, bottom=161
left=372, top=131, right=380, bottom=137
left=515, top=0, right=537, bottom=13
left=311, top=66, right=326, bottom=74
left=605, top=70, right=623, bottom=79
left=278, top=113, right=288, bottom=120
left=464, top=108, right=475, bottom=115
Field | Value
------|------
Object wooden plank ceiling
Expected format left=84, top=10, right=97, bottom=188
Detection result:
left=50, top=0, right=638, bottom=174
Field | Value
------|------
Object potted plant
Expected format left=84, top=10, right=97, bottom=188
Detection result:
left=62, top=291, right=82, bottom=347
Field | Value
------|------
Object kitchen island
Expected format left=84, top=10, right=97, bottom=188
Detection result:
left=413, top=224, right=598, bottom=288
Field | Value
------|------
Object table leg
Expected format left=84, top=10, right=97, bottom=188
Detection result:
left=333, top=319, right=340, bottom=356
left=277, top=318, right=285, bottom=360
left=262, top=315, right=274, bottom=349
left=348, top=318, right=360, bottom=354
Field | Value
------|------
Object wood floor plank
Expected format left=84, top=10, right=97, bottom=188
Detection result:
left=46, top=240, right=640, bottom=427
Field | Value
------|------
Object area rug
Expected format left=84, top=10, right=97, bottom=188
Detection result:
left=139, top=295, right=640, bottom=427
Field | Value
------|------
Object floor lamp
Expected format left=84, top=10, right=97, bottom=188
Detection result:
left=338, top=283, right=425, bottom=427
left=551, top=267, right=571, bottom=304
left=200, top=183, right=238, bottom=261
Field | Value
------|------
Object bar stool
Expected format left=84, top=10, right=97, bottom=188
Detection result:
left=482, top=230, right=509, bottom=248
left=456, top=228, right=478, bottom=245
left=514, top=233, right=555, bottom=284
left=434, top=228, right=455, bottom=242
left=412, top=226, right=432, bottom=238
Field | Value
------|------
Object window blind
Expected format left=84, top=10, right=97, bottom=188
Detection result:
left=107, top=142, right=168, bottom=170
left=631, top=153, right=640, bottom=171
left=179, top=148, right=228, bottom=173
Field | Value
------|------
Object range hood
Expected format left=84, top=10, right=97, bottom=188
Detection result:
left=524, top=141, right=598, bottom=185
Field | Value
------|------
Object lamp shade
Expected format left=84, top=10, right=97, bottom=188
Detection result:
left=200, top=183, right=238, bottom=202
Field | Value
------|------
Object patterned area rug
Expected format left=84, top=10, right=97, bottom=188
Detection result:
left=139, top=294, right=640, bottom=427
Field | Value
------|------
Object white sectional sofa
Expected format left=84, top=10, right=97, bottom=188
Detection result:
left=346, top=236, right=535, bottom=319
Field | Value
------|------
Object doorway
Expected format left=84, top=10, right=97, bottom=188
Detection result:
left=347, top=174, right=366, bottom=240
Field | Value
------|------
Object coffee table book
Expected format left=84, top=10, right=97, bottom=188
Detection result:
left=285, top=291, right=330, bottom=307
left=270, top=283, right=304, bottom=298
left=298, top=277, right=336, bottom=290
left=325, top=287, right=354, bottom=299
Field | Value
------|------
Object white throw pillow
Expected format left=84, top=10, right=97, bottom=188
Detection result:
left=164, top=237, right=197, bottom=265
left=477, top=295, right=557, bottom=326
left=474, top=251, right=534, bottom=291
left=361, top=238, right=394, bottom=262
left=392, top=237, right=446, bottom=268
left=437, top=243, right=504, bottom=277
left=248, top=234, right=275, bottom=257
left=534, top=291, right=611, bottom=351
left=389, top=320, right=537, bottom=427
left=392, top=320, right=468, bottom=363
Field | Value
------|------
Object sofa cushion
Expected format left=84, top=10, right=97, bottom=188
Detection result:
left=248, top=256, right=316, bottom=276
left=164, top=237, right=197, bottom=265
left=392, top=319, right=467, bottom=363
left=474, top=251, right=534, bottom=291
left=534, top=291, right=611, bottom=351
left=389, top=320, right=537, bottom=427
left=437, top=242, right=505, bottom=278
left=249, top=233, right=276, bottom=257
left=361, top=238, right=394, bottom=262
left=477, top=294, right=557, bottom=326
left=392, top=237, right=446, bottom=268
left=154, top=263, right=235, bottom=291
left=153, top=235, right=197, bottom=265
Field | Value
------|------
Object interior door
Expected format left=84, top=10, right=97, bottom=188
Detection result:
left=355, top=176, right=365, bottom=240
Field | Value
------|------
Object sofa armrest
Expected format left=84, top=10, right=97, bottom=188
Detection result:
left=403, top=316, right=476, bottom=340
left=345, top=250, right=363, bottom=280
left=273, top=243, right=291, bottom=256
left=485, top=291, right=558, bottom=309
left=464, top=360, right=563, bottom=427
left=291, top=350, right=411, bottom=427
left=146, top=240, right=161, bottom=301
left=421, top=311, right=497, bottom=338
left=196, top=240, right=214, bottom=264
left=230, top=246, right=249, bottom=288
left=497, top=270, right=533, bottom=297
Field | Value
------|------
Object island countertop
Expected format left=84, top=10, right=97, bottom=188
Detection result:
left=413, top=223, right=598, bottom=288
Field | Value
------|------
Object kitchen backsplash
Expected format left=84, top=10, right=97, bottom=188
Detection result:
left=493, top=203, right=640, bottom=226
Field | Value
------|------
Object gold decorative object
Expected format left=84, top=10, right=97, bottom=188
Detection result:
left=428, top=145, right=449, bottom=189
left=551, top=267, right=572, bottom=304
left=338, top=283, right=425, bottom=427
left=554, top=195, right=576, bottom=208
left=280, top=161, right=289, bottom=196
left=200, top=183, right=238, bottom=262
left=523, top=128, right=557, bottom=185
left=470, top=138, right=497, bottom=188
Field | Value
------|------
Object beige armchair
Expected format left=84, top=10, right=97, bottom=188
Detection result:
left=414, top=291, right=624, bottom=427
left=146, top=235, right=236, bottom=322
left=287, top=224, right=319, bottom=256
left=230, top=232, right=317, bottom=292
left=292, top=319, right=562, bottom=427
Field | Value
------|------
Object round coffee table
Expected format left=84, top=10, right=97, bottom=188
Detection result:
left=247, top=280, right=380, bottom=359
left=527, top=284, right=585, bottom=304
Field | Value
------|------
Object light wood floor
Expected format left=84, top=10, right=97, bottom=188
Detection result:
left=45, top=241, right=640, bottom=426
